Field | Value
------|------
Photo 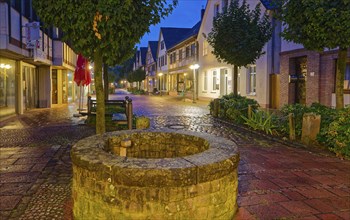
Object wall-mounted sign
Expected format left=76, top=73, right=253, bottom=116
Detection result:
left=25, top=22, right=40, bottom=49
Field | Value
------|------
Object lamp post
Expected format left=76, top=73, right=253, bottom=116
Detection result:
left=189, top=64, right=199, bottom=103
left=158, top=72, right=163, bottom=96
left=183, top=73, right=187, bottom=101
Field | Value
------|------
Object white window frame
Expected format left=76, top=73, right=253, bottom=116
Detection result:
left=248, top=65, right=256, bottom=95
left=202, top=40, right=208, bottom=56
left=204, top=71, right=208, bottom=91
left=212, top=70, right=219, bottom=91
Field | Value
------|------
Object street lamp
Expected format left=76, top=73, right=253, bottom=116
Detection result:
left=189, top=64, right=199, bottom=103
left=158, top=72, right=163, bottom=96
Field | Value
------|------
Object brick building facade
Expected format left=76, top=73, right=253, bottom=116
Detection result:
left=280, top=48, right=350, bottom=108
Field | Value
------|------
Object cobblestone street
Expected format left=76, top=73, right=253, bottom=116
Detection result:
left=0, top=92, right=349, bottom=220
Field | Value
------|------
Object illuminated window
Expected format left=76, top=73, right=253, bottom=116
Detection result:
left=203, top=40, right=208, bottom=56
left=248, top=65, right=256, bottom=94
left=212, top=70, right=219, bottom=91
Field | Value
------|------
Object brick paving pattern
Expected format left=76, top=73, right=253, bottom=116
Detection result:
left=0, top=91, right=349, bottom=219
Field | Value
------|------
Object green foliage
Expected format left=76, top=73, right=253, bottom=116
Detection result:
left=241, top=110, right=278, bottom=135
left=276, top=0, right=350, bottom=51
left=276, top=0, right=350, bottom=109
left=209, top=93, right=259, bottom=124
left=33, top=0, right=177, bottom=134
left=207, top=0, right=272, bottom=67
left=279, top=103, right=337, bottom=138
left=127, top=68, right=146, bottom=83
left=318, top=106, right=350, bottom=159
left=127, top=87, right=146, bottom=95
left=33, top=0, right=177, bottom=65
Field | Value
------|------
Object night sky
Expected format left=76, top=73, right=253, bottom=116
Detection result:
left=137, top=0, right=207, bottom=48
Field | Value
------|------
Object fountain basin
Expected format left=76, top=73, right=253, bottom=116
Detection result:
left=71, top=129, right=239, bottom=219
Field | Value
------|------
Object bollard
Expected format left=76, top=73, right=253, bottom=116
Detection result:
left=213, top=98, right=220, bottom=117
left=87, top=96, right=92, bottom=115
left=248, top=105, right=252, bottom=119
left=127, top=99, right=133, bottom=130
left=288, top=113, right=296, bottom=141
left=301, top=113, right=321, bottom=145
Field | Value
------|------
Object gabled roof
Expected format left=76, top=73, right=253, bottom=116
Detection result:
left=168, top=20, right=202, bottom=50
left=260, top=0, right=278, bottom=10
left=160, top=27, right=192, bottom=50
left=148, top=41, right=158, bottom=61
left=140, top=47, right=147, bottom=65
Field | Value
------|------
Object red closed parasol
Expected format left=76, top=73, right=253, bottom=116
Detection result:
left=74, top=54, right=91, bottom=86
left=74, top=54, right=91, bottom=112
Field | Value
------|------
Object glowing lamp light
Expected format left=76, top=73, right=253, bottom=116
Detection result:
left=0, top=64, right=12, bottom=69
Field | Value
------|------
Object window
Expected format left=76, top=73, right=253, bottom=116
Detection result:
left=161, top=41, right=165, bottom=50
left=158, top=58, right=161, bottom=67
left=214, top=4, right=220, bottom=17
left=204, top=71, right=208, bottom=91
left=191, top=44, right=196, bottom=57
left=165, top=54, right=167, bottom=65
left=185, top=46, right=190, bottom=58
left=170, top=52, right=176, bottom=64
left=179, top=49, right=183, bottom=60
left=248, top=65, right=256, bottom=94
left=203, top=40, right=208, bottom=56
left=212, top=71, right=219, bottom=90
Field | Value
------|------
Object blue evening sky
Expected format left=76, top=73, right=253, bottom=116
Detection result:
left=137, top=0, right=207, bottom=48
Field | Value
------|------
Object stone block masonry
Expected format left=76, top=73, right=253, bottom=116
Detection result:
left=71, top=129, right=240, bottom=219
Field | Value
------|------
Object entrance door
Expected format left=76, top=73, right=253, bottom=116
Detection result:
left=289, top=57, right=307, bottom=104
left=52, top=70, right=58, bottom=104
left=23, top=66, right=38, bottom=110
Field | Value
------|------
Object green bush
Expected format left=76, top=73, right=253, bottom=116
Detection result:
left=241, top=110, right=278, bottom=135
left=208, top=93, right=259, bottom=124
left=318, top=106, right=350, bottom=159
left=279, top=103, right=337, bottom=138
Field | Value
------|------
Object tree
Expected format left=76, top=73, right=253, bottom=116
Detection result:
left=128, top=68, right=146, bottom=90
left=33, top=0, right=177, bottom=134
left=133, top=68, right=146, bottom=90
left=207, top=0, right=272, bottom=94
left=276, top=0, right=350, bottom=109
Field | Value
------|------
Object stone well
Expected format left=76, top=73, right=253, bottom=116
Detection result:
left=71, top=129, right=239, bottom=220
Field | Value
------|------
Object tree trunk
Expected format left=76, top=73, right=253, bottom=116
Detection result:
left=103, top=63, right=109, bottom=101
left=94, top=49, right=105, bottom=134
left=233, top=65, right=238, bottom=95
left=335, top=48, right=347, bottom=109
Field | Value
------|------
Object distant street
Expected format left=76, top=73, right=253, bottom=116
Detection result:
left=0, top=90, right=349, bottom=220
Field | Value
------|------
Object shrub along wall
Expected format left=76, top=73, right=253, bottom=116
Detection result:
left=209, top=94, right=350, bottom=159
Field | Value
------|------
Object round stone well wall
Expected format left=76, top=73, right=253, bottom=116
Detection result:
left=71, top=129, right=240, bottom=220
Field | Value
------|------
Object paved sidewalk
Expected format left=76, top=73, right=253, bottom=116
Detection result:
left=0, top=93, right=349, bottom=219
